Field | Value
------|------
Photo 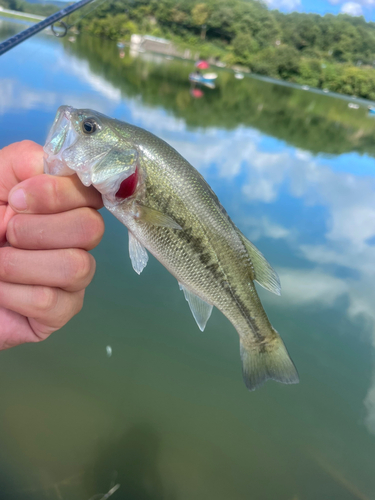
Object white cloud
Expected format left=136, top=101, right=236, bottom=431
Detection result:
left=263, top=0, right=301, bottom=11
left=276, top=269, right=348, bottom=306
left=0, top=79, right=56, bottom=115
left=242, top=216, right=291, bottom=241
left=0, top=50, right=125, bottom=118
left=341, top=2, right=364, bottom=15
left=330, top=0, right=375, bottom=5
left=56, top=55, right=121, bottom=103
left=0, top=78, right=116, bottom=118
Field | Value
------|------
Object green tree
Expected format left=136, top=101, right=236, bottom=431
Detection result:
left=191, top=3, right=210, bottom=39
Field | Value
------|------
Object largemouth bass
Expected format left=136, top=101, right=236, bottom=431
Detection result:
left=44, top=105, right=299, bottom=391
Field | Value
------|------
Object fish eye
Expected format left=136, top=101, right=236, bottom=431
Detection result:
left=82, top=118, right=98, bottom=135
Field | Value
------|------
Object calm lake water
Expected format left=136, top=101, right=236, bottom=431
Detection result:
left=2, top=17, right=375, bottom=500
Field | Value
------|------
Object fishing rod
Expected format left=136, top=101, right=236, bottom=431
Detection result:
left=0, top=0, right=96, bottom=56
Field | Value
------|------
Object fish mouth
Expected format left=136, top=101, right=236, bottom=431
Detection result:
left=43, top=105, right=110, bottom=188
left=43, top=105, right=78, bottom=177
left=44, top=105, right=139, bottom=204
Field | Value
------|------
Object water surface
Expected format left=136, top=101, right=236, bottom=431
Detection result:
left=1, top=19, right=375, bottom=500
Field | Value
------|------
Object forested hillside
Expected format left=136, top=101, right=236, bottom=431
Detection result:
left=4, top=0, right=375, bottom=99
left=0, top=0, right=58, bottom=17
left=72, top=0, right=375, bottom=99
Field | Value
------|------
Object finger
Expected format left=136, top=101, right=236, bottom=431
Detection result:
left=0, top=247, right=96, bottom=292
left=0, top=141, right=43, bottom=200
left=0, top=141, right=43, bottom=244
left=7, top=208, right=105, bottom=251
left=0, top=281, right=85, bottom=331
left=8, top=173, right=103, bottom=214
left=0, top=307, right=40, bottom=350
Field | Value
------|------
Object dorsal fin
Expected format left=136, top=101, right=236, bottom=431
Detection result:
left=238, top=232, right=281, bottom=295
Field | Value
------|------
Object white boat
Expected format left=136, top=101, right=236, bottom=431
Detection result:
left=234, top=73, right=244, bottom=79
left=202, top=72, right=218, bottom=80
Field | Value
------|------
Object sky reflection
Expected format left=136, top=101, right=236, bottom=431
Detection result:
left=1, top=23, right=375, bottom=492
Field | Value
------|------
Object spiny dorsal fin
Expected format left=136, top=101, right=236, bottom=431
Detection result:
left=136, top=205, right=182, bottom=230
left=238, top=232, right=281, bottom=295
left=128, top=231, right=148, bottom=274
left=179, top=283, right=213, bottom=331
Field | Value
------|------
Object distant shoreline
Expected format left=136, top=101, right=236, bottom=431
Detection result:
left=0, top=7, right=44, bottom=22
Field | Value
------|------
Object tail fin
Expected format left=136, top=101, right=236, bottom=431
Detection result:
left=240, top=333, right=299, bottom=391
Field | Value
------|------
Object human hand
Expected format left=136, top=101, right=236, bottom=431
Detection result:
left=0, top=140, right=104, bottom=350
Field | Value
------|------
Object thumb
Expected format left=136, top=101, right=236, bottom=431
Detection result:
left=0, top=141, right=43, bottom=245
left=0, top=141, right=44, bottom=200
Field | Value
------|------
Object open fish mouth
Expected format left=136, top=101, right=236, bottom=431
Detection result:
left=44, top=105, right=140, bottom=204
left=43, top=106, right=78, bottom=178
left=43, top=105, right=111, bottom=188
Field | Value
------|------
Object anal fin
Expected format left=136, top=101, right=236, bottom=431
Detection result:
left=179, top=283, right=213, bottom=331
left=128, top=231, right=148, bottom=274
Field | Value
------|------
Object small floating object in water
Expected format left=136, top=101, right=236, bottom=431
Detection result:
left=323, top=88, right=329, bottom=93
left=106, top=345, right=112, bottom=357
left=234, top=72, right=244, bottom=79
left=348, top=102, right=359, bottom=109
left=117, top=42, right=125, bottom=49
left=189, top=73, right=215, bottom=88
left=202, top=72, right=218, bottom=80
left=302, top=85, right=309, bottom=90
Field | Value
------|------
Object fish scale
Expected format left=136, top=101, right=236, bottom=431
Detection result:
left=44, top=105, right=299, bottom=392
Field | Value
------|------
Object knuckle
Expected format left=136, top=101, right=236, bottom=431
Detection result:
left=79, top=208, right=105, bottom=248
left=6, top=215, right=24, bottom=246
left=0, top=247, right=16, bottom=280
left=18, top=139, right=36, bottom=150
left=42, top=176, right=61, bottom=212
left=34, top=286, right=58, bottom=314
left=63, top=249, right=94, bottom=288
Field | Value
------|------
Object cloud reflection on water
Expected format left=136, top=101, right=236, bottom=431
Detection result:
left=3, top=44, right=375, bottom=435
left=127, top=101, right=375, bottom=433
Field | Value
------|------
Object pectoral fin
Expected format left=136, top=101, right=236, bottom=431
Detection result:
left=136, top=205, right=182, bottom=230
left=179, top=283, right=213, bottom=331
left=128, top=231, right=148, bottom=274
left=238, top=232, right=281, bottom=295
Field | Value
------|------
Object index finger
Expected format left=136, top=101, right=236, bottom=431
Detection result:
left=0, top=141, right=43, bottom=202
left=0, top=141, right=44, bottom=244
left=8, top=173, right=103, bottom=214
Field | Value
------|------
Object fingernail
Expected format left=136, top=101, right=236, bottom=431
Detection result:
left=9, top=189, right=27, bottom=211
